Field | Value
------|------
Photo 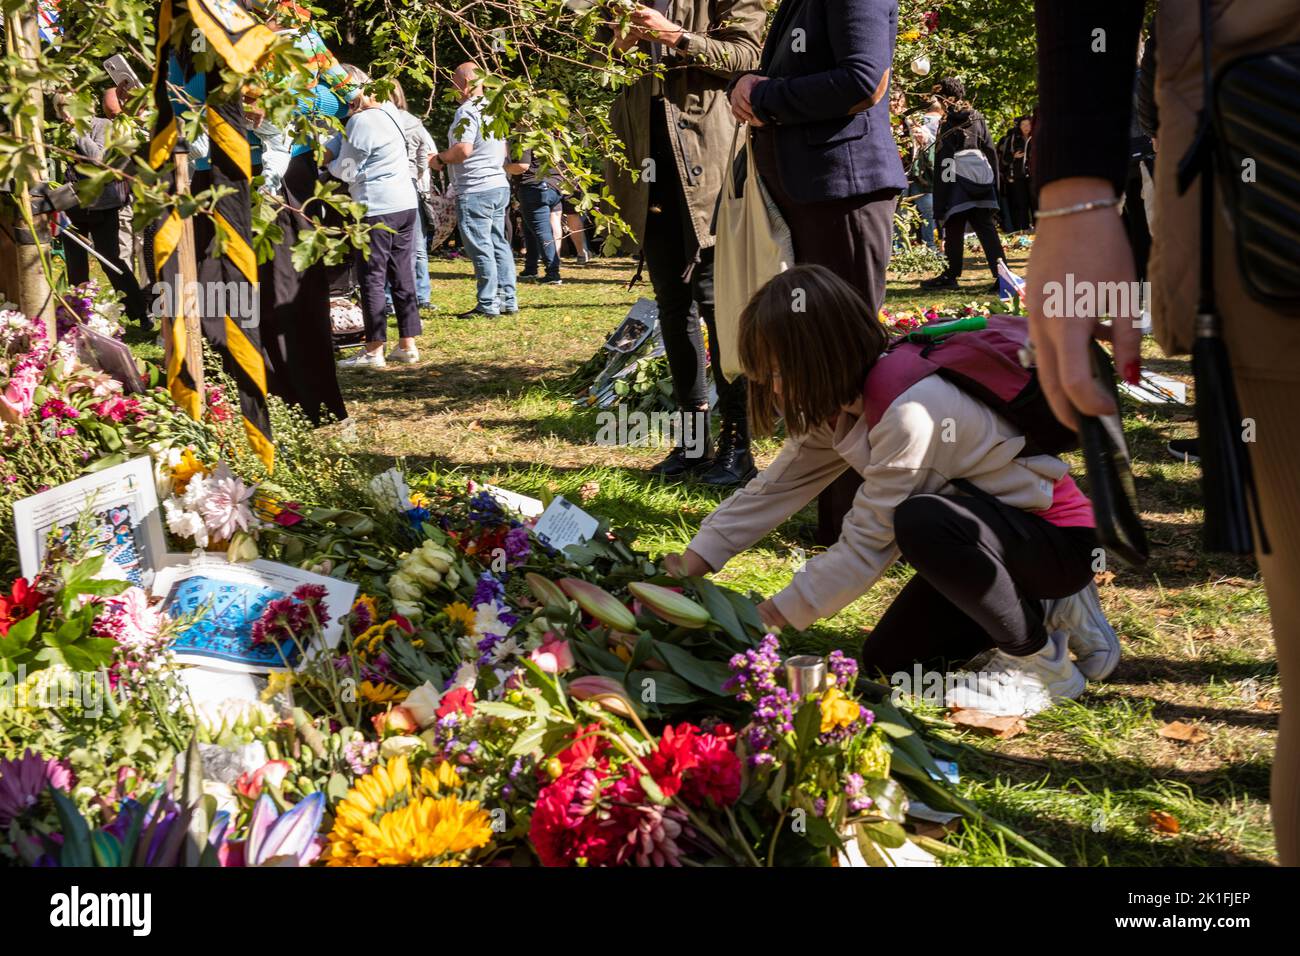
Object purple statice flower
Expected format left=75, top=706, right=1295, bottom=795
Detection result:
left=503, top=525, right=531, bottom=567
left=726, top=634, right=796, bottom=767
left=844, top=773, right=874, bottom=814
left=827, top=649, right=858, bottom=689
left=813, top=797, right=827, bottom=818
left=471, top=572, right=505, bottom=609
left=343, top=740, right=379, bottom=776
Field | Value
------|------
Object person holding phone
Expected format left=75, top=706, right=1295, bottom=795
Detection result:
left=666, top=265, right=1121, bottom=717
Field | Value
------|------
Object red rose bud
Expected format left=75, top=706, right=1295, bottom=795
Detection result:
left=557, top=578, right=637, bottom=633
left=627, top=581, right=710, bottom=629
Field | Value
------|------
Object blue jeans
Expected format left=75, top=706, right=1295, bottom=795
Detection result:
left=414, top=208, right=431, bottom=305
left=456, top=186, right=516, bottom=314
left=519, top=183, right=562, bottom=280
left=911, top=187, right=938, bottom=250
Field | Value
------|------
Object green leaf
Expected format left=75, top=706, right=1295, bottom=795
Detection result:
left=626, top=670, right=698, bottom=706
left=859, top=820, right=908, bottom=850
left=472, top=700, right=534, bottom=722
left=804, top=812, right=846, bottom=851
left=50, top=786, right=93, bottom=867
left=792, top=698, right=821, bottom=770
left=90, top=831, right=123, bottom=868
left=507, top=720, right=547, bottom=757
left=690, top=577, right=746, bottom=643
left=652, top=641, right=730, bottom=695
left=638, top=773, right=669, bottom=805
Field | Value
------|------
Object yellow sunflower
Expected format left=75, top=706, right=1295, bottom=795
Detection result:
left=444, top=601, right=478, bottom=635
left=327, top=756, right=492, bottom=866
left=357, top=680, right=408, bottom=705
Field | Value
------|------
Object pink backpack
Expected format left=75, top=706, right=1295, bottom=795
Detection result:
left=862, top=315, right=1078, bottom=457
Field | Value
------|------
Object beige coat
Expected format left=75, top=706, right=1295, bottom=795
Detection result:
left=603, top=0, right=767, bottom=251
left=688, top=375, right=1069, bottom=630
left=1150, top=0, right=1300, bottom=380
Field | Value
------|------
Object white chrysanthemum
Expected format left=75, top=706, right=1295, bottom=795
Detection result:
left=164, top=499, right=208, bottom=548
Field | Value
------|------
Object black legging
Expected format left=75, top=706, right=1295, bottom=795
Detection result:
left=942, top=207, right=1006, bottom=280
left=860, top=492, right=1096, bottom=678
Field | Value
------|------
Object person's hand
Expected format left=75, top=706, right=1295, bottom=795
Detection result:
left=1025, top=177, right=1143, bottom=430
left=664, top=549, right=709, bottom=578
left=757, top=599, right=788, bottom=632
left=429, top=153, right=445, bottom=172
left=628, top=5, right=683, bottom=45
left=730, top=73, right=767, bottom=126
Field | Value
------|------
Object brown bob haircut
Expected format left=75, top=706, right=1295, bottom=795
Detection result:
left=737, top=264, right=891, bottom=438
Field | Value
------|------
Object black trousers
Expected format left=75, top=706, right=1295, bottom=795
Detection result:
left=752, top=128, right=897, bottom=545
left=358, top=207, right=421, bottom=342
left=259, top=152, right=347, bottom=425
left=64, top=207, right=149, bottom=324
left=860, top=492, right=1097, bottom=678
left=641, top=98, right=748, bottom=432
left=943, top=206, right=1006, bottom=279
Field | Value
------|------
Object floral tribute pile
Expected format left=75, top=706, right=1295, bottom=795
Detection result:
left=0, top=296, right=1050, bottom=869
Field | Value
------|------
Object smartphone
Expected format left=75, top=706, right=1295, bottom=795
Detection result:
left=1077, top=342, right=1150, bottom=566
left=103, top=55, right=143, bottom=93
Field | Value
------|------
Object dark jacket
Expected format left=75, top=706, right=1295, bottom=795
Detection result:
left=932, top=107, right=1000, bottom=222
left=748, top=0, right=908, bottom=204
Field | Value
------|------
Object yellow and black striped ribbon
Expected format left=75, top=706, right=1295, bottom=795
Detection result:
left=144, top=0, right=277, bottom=470
left=200, top=72, right=274, bottom=471
left=146, top=0, right=202, bottom=421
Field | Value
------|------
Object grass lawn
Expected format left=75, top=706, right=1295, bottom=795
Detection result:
left=293, top=244, right=1276, bottom=865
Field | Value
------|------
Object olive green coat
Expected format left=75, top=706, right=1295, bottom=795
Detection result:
left=604, top=0, right=767, bottom=252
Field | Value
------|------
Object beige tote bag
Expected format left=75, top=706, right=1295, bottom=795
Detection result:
left=713, top=124, right=794, bottom=383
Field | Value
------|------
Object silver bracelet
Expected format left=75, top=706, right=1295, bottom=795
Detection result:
left=1036, top=196, right=1122, bottom=220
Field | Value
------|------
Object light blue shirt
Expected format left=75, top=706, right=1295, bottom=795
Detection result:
left=447, top=97, right=508, bottom=195
left=329, top=102, right=417, bottom=217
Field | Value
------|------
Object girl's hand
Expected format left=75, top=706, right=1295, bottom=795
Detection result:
left=664, top=549, right=709, bottom=578
left=1025, top=177, right=1143, bottom=430
left=757, top=599, right=788, bottom=632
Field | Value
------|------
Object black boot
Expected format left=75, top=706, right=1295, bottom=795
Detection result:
left=648, top=408, right=713, bottom=480
left=699, top=414, right=756, bottom=487
left=920, top=272, right=959, bottom=290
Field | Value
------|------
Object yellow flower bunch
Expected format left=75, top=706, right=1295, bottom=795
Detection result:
left=357, top=680, right=407, bottom=705
left=819, top=686, right=862, bottom=735
left=326, top=756, right=493, bottom=866
left=352, top=619, right=404, bottom=660
left=444, top=601, right=478, bottom=635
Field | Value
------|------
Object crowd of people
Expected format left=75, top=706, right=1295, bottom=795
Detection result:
left=52, top=0, right=1297, bottom=865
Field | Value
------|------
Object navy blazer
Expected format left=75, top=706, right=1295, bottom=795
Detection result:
left=749, top=0, right=907, bottom=204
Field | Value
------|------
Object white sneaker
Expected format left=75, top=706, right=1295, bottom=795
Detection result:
left=944, top=632, right=1086, bottom=717
left=338, top=349, right=385, bottom=370
left=1045, top=582, right=1120, bottom=681
left=387, top=345, right=419, bottom=364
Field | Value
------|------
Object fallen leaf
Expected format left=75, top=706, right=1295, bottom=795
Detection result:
left=947, top=707, right=1027, bottom=739
left=1158, top=720, right=1209, bottom=745
left=1149, top=810, right=1181, bottom=834
left=579, top=480, right=600, bottom=504
left=1094, top=570, right=1116, bottom=587
left=467, top=420, right=483, bottom=431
